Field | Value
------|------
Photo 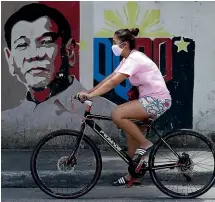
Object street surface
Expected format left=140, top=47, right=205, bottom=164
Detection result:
left=2, top=185, right=215, bottom=202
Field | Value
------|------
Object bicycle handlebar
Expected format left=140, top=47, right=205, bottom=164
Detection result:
left=73, top=94, right=93, bottom=106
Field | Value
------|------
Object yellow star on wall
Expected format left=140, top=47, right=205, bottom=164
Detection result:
left=174, top=37, right=190, bottom=52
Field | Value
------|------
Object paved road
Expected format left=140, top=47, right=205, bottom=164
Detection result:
left=2, top=149, right=214, bottom=187
left=2, top=186, right=215, bottom=202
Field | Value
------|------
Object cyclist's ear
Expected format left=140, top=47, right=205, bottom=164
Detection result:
left=65, top=38, right=76, bottom=68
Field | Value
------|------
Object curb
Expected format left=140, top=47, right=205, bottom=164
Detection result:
left=2, top=170, right=213, bottom=188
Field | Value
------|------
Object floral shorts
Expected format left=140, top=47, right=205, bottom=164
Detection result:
left=139, top=96, right=172, bottom=120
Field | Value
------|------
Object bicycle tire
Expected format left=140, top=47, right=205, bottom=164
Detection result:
left=148, top=129, right=215, bottom=199
left=30, top=129, right=102, bottom=199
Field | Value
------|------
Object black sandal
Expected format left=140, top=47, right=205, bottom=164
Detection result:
left=132, top=148, right=148, bottom=173
left=112, top=176, right=141, bottom=186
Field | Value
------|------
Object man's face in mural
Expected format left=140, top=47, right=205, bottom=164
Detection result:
left=4, top=17, right=64, bottom=88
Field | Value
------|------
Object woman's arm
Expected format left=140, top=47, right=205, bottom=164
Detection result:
left=89, top=73, right=128, bottom=98
left=87, top=72, right=116, bottom=93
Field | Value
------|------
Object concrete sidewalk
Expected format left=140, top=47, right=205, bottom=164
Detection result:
left=2, top=149, right=215, bottom=187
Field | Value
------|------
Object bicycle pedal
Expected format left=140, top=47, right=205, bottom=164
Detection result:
left=126, top=178, right=136, bottom=188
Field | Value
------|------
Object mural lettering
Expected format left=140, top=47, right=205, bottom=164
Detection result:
left=94, top=37, right=173, bottom=100
left=93, top=2, right=195, bottom=130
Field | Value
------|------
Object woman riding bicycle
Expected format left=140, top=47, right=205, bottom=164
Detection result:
left=77, top=28, right=172, bottom=186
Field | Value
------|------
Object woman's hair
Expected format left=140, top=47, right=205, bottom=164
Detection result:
left=114, top=28, right=140, bottom=49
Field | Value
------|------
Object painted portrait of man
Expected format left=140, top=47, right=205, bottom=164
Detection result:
left=4, top=3, right=76, bottom=103
left=1, top=2, right=117, bottom=148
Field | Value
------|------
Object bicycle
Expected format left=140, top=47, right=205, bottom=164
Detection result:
left=30, top=96, right=215, bottom=199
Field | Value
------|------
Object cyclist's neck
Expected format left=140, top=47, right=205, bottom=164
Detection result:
left=124, top=49, right=136, bottom=58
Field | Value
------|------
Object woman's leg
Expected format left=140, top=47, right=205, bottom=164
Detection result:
left=126, top=126, right=147, bottom=157
left=112, top=131, right=142, bottom=186
left=112, top=100, right=152, bottom=149
left=127, top=133, right=139, bottom=157
left=124, top=126, right=149, bottom=181
left=111, top=101, right=153, bottom=186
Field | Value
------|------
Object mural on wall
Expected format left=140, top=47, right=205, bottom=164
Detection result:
left=1, top=1, right=197, bottom=148
left=93, top=2, right=195, bottom=130
left=1, top=2, right=117, bottom=148
left=4, top=2, right=79, bottom=104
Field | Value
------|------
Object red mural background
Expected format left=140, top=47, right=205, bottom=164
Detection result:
left=39, top=1, right=80, bottom=80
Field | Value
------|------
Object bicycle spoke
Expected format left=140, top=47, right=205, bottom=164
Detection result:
left=150, top=130, right=215, bottom=198
left=194, top=164, right=213, bottom=171
left=31, top=131, right=101, bottom=199
left=191, top=151, right=209, bottom=159
left=157, top=151, right=176, bottom=161
left=194, top=155, right=213, bottom=164
left=37, top=160, right=56, bottom=166
left=195, top=162, right=213, bottom=167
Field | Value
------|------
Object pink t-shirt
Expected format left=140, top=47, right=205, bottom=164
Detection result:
left=114, top=50, right=171, bottom=99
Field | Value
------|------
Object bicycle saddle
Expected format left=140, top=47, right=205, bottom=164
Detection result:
left=132, top=119, right=153, bottom=126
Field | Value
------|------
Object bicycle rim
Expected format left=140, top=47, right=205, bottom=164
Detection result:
left=30, top=130, right=102, bottom=199
left=149, top=129, right=215, bottom=199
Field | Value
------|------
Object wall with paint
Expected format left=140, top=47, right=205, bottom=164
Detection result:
left=1, top=2, right=118, bottom=149
left=80, top=1, right=215, bottom=134
left=1, top=1, right=215, bottom=149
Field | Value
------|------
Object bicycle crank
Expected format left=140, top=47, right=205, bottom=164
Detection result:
left=128, top=160, right=147, bottom=179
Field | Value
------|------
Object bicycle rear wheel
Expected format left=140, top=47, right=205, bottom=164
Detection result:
left=149, top=129, right=215, bottom=199
left=30, top=130, right=102, bottom=199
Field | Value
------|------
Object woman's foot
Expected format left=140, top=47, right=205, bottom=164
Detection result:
left=140, top=141, right=153, bottom=150
left=132, top=145, right=153, bottom=173
left=112, top=176, right=141, bottom=186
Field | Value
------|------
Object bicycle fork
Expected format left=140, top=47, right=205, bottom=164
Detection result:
left=67, top=121, right=86, bottom=165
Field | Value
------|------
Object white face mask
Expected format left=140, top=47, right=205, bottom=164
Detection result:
left=112, top=43, right=124, bottom=56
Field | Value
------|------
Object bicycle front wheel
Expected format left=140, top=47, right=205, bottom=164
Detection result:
left=149, top=129, right=215, bottom=199
left=30, top=130, right=102, bottom=199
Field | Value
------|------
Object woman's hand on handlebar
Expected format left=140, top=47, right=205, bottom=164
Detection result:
left=75, top=92, right=91, bottom=103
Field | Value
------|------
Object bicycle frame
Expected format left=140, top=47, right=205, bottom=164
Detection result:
left=85, top=114, right=132, bottom=164
left=69, top=106, right=181, bottom=170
